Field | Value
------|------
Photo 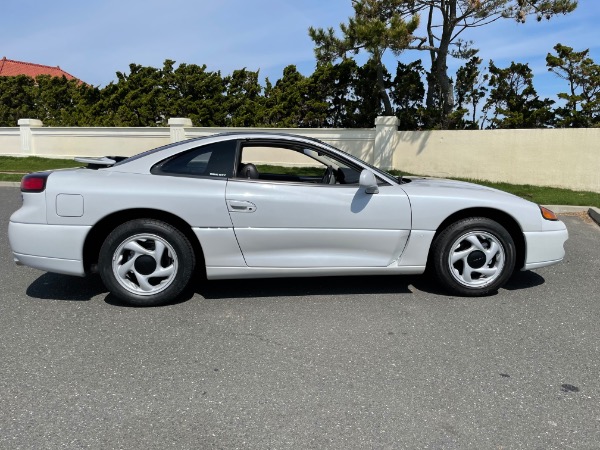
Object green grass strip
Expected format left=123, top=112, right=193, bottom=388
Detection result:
left=0, top=173, right=24, bottom=182
left=0, top=156, right=82, bottom=183
left=0, top=156, right=81, bottom=172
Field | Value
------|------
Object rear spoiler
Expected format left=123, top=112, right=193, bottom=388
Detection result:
left=74, top=156, right=128, bottom=169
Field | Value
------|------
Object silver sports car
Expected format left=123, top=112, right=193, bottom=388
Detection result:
left=9, top=132, right=568, bottom=306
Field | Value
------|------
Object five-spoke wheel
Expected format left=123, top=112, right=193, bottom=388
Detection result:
left=112, top=233, right=178, bottom=296
left=99, top=219, right=195, bottom=306
left=431, top=217, right=516, bottom=296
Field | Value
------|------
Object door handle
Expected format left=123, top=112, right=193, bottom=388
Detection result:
left=227, top=200, right=257, bottom=213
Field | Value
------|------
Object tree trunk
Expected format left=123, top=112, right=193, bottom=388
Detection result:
left=376, top=59, right=394, bottom=116
left=434, top=38, right=455, bottom=128
left=425, top=5, right=436, bottom=112
left=425, top=1, right=456, bottom=129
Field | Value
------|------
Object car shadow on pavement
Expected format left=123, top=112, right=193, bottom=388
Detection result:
left=25, top=272, right=192, bottom=307
left=24, top=270, right=545, bottom=304
left=103, top=290, right=195, bottom=308
left=409, top=270, right=546, bottom=296
left=26, top=272, right=107, bottom=301
left=196, top=274, right=415, bottom=300
left=502, top=270, right=546, bottom=291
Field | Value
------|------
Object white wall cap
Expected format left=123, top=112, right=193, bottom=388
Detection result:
left=18, top=119, right=43, bottom=127
left=168, top=118, right=193, bottom=127
left=375, top=116, right=400, bottom=127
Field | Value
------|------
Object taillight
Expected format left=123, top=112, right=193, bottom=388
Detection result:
left=21, top=172, right=50, bottom=193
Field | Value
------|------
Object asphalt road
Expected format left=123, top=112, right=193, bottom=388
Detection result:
left=1, top=186, right=599, bottom=449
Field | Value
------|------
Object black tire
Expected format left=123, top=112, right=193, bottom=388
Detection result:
left=431, top=217, right=516, bottom=296
left=98, top=219, right=195, bottom=306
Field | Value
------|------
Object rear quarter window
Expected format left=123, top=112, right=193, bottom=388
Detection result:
left=151, top=140, right=237, bottom=178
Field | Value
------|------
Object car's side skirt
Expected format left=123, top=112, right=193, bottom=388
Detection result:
left=206, top=265, right=426, bottom=280
left=523, top=259, right=564, bottom=271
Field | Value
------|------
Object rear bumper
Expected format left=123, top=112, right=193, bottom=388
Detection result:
left=12, top=252, right=85, bottom=276
left=9, top=221, right=90, bottom=276
left=523, top=227, right=569, bottom=270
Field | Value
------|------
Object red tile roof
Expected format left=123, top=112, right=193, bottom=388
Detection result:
left=0, top=57, right=78, bottom=81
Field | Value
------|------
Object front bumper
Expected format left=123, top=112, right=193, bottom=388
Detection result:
left=523, top=226, right=569, bottom=270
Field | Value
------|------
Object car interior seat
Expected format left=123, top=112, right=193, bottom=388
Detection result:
left=237, top=163, right=259, bottom=179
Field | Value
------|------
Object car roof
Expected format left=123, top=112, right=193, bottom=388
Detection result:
left=106, top=131, right=398, bottom=185
left=113, top=132, right=338, bottom=170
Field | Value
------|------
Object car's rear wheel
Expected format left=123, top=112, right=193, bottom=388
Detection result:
left=431, top=217, right=516, bottom=296
left=98, top=219, right=195, bottom=306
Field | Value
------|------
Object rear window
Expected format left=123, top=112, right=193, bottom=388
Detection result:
left=151, top=140, right=237, bottom=178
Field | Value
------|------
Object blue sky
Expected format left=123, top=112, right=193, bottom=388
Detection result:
left=2, top=0, right=598, bottom=102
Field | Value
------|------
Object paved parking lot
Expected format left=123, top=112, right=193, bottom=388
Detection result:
left=1, top=186, right=599, bottom=449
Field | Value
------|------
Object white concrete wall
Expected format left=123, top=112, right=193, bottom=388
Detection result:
left=1, top=117, right=598, bottom=193
left=395, top=128, right=600, bottom=193
left=30, top=127, right=170, bottom=158
left=0, top=128, right=20, bottom=156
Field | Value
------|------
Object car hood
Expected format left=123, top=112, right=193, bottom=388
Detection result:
left=403, top=176, right=535, bottom=200
left=403, top=177, right=511, bottom=195
left=399, top=176, right=546, bottom=231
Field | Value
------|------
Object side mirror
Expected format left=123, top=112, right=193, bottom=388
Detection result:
left=359, top=169, right=379, bottom=194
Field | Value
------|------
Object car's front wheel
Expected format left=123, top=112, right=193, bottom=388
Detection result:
left=431, top=217, right=516, bottom=296
left=98, top=219, right=195, bottom=306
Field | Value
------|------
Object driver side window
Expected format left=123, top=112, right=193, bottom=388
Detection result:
left=236, top=143, right=361, bottom=185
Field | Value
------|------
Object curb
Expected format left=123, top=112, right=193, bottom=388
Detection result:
left=588, top=207, right=600, bottom=226
left=0, top=181, right=20, bottom=187
left=543, top=205, right=589, bottom=213
left=544, top=205, right=600, bottom=227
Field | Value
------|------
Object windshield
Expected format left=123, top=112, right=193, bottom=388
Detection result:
left=314, top=140, right=398, bottom=183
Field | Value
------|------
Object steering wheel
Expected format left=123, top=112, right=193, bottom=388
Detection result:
left=321, top=165, right=334, bottom=184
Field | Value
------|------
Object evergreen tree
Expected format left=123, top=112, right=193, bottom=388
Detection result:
left=0, top=75, right=36, bottom=126
left=401, top=0, right=576, bottom=128
left=311, top=0, right=577, bottom=128
left=223, top=68, right=263, bottom=127
left=455, top=56, right=487, bottom=129
left=546, top=44, right=600, bottom=127
left=309, top=0, right=419, bottom=116
left=262, top=65, right=310, bottom=127
left=390, top=60, right=425, bottom=130
left=172, top=63, right=226, bottom=126
left=483, top=61, right=554, bottom=129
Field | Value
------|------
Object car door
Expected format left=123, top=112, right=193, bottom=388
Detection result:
left=225, top=140, right=411, bottom=268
